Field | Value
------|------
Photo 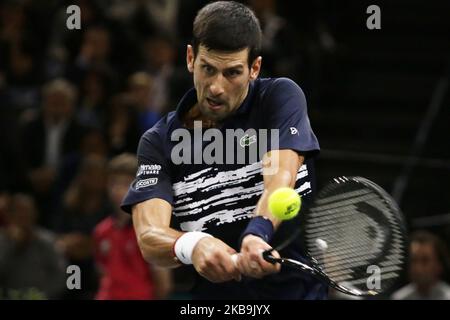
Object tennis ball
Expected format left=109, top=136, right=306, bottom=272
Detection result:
left=315, top=238, right=328, bottom=251
left=268, top=187, right=301, bottom=220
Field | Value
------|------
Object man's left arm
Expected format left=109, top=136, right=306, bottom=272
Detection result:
left=237, top=78, right=319, bottom=278
left=237, top=149, right=304, bottom=278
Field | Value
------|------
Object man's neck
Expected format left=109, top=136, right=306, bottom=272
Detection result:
left=182, top=104, right=222, bottom=129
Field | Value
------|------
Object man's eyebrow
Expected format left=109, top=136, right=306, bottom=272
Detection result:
left=199, top=58, right=244, bottom=70
left=225, top=65, right=244, bottom=70
left=199, top=58, right=214, bottom=66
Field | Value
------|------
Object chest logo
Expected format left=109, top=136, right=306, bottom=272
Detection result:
left=239, top=134, right=257, bottom=147
left=290, top=127, right=299, bottom=135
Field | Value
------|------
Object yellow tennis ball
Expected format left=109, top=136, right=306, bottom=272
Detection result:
left=268, top=187, right=301, bottom=220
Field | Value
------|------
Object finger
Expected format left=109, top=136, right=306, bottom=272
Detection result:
left=197, top=269, right=217, bottom=283
left=214, top=256, right=239, bottom=283
left=206, top=253, right=238, bottom=283
left=243, top=248, right=277, bottom=277
left=200, top=268, right=227, bottom=283
left=231, top=253, right=239, bottom=266
left=236, top=253, right=252, bottom=277
left=196, top=260, right=226, bottom=283
left=241, top=253, right=265, bottom=279
left=219, top=253, right=237, bottom=279
left=257, top=249, right=281, bottom=274
left=223, top=249, right=241, bottom=281
left=249, top=248, right=268, bottom=269
left=228, top=254, right=242, bottom=281
left=256, top=248, right=277, bottom=268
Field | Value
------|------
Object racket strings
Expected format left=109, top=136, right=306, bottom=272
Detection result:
left=311, top=192, right=378, bottom=214
left=307, top=195, right=391, bottom=231
left=303, top=179, right=406, bottom=293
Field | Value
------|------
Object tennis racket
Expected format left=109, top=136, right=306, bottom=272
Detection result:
left=263, top=176, right=407, bottom=297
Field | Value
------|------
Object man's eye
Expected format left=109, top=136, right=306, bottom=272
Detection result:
left=203, top=65, right=214, bottom=74
left=226, top=70, right=241, bottom=77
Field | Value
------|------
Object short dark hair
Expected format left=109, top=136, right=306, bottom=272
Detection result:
left=192, top=1, right=262, bottom=67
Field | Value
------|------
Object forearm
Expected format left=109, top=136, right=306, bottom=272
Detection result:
left=132, top=200, right=183, bottom=268
left=254, top=151, right=303, bottom=230
left=137, top=225, right=183, bottom=268
left=237, top=151, right=303, bottom=278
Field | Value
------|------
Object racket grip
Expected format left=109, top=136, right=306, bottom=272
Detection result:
left=262, top=249, right=277, bottom=264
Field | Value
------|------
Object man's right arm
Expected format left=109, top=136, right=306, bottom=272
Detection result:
left=132, top=198, right=183, bottom=268
left=132, top=198, right=241, bottom=282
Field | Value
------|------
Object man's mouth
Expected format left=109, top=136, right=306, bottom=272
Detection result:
left=206, top=97, right=224, bottom=110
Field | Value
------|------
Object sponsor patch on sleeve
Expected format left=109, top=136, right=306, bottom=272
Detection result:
left=136, top=164, right=161, bottom=177
left=135, top=178, right=158, bottom=190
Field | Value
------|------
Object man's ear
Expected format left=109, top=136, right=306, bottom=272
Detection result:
left=186, top=45, right=195, bottom=73
left=249, top=56, right=262, bottom=80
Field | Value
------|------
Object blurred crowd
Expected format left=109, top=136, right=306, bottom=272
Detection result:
left=0, top=0, right=449, bottom=300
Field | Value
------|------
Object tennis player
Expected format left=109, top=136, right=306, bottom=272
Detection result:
left=122, top=1, right=326, bottom=299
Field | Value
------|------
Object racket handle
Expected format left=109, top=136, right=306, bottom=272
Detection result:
left=262, top=249, right=277, bottom=264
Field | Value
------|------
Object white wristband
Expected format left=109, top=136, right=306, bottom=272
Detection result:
left=174, top=232, right=212, bottom=264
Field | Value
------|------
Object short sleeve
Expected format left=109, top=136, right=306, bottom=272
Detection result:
left=120, top=129, right=173, bottom=213
left=263, top=78, right=320, bottom=157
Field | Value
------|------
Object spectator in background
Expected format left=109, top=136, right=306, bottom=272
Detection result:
left=127, top=71, right=162, bottom=133
left=105, top=0, right=209, bottom=47
left=248, top=0, right=302, bottom=80
left=51, top=127, right=109, bottom=212
left=68, top=25, right=116, bottom=87
left=94, top=153, right=172, bottom=300
left=76, top=67, right=114, bottom=128
left=0, top=194, right=67, bottom=299
left=105, top=94, right=141, bottom=156
left=0, top=1, right=43, bottom=111
left=106, top=0, right=179, bottom=41
left=391, top=230, right=450, bottom=300
left=20, top=78, right=85, bottom=228
left=54, top=154, right=109, bottom=299
left=46, top=0, right=107, bottom=79
left=141, top=35, right=191, bottom=112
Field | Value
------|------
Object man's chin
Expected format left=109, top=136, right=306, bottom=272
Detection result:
left=200, top=105, right=228, bottom=121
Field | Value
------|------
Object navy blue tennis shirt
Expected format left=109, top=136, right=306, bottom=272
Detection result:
left=121, top=77, right=328, bottom=299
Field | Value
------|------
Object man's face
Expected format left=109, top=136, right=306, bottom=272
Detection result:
left=409, top=242, right=442, bottom=287
left=186, top=45, right=261, bottom=122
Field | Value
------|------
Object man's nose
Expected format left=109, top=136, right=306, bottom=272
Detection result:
left=209, top=74, right=225, bottom=96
